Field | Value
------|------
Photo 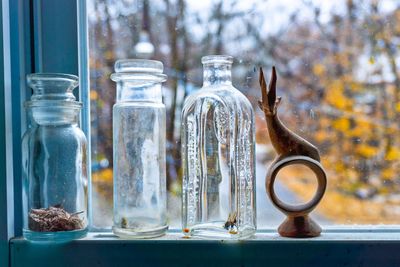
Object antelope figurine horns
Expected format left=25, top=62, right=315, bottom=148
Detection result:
left=258, top=66, right=320, bottom=162
left=258, top=66, right=280, bottom=116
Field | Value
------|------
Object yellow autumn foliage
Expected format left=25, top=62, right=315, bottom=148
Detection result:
left=318, top=117, right=331, bottom=128
left=315, top=130, right=328, bottom=142
left=368, top=56, right=375, bottom=65
left=348, top=119, right=372, bottom=137
left=382, top=168, right=395, bottom=180
left=334, top=161, right=346, bottom=173
left=90, top=90, right=98, bottom=100
left=356, top=144, right=378, bottom=158
left=325, top=80, right=353, bottom=110
left=312, top=63, right=325, bottom=76
left=92, top=168, right=113, bottom=183
left=395, top=102, right=400, bottom=112
left=332, top=118, right=350, bottom=132
left=349, top=81, right=362, bottom=92
left=385, top=147, right=400, bottom=161
left=104, top=50, right=114, bottom=60
left=348, top=127, right=364, bottom=137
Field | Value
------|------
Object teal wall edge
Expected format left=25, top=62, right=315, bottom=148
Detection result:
left=0, top=0, right=10, bottom=265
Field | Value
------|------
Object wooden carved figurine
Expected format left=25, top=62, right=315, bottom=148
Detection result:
left=258, top=67, right=327, bottom=238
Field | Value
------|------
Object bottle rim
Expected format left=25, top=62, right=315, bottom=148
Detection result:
left=114, top=59, right=164, bottom=73
left=27, top=73, right=79, bottom=87
left=110, top=73, right=167, bottom=83
left=111, top=59, right=167, bottom=82
left=201, top=55, right=234, bottom=65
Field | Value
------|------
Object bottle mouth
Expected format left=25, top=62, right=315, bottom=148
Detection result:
left=114, top=59, right=163, bottom=73
left=27, top=73, right=79, bottom=84
left=27, top=73, right=79, bottom=101
left=111, top=59, right=167, bottom=82
left=201, top=55, right=234, bottom=65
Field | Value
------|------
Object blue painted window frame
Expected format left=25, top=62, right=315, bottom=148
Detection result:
left=1, top=0, right=400, bottom=266
left=0, top=0, right=88, bottom=266
left=1, top=0, right=32, bottom=265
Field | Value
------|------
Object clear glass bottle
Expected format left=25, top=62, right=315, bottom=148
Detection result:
left=22, top=73, right=88, bottom=241
left=181, top=55, right=256, bottom=239
left=111, top=59, right=168, bottom=238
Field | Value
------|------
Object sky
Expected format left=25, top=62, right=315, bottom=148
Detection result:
left=87, top=0, right=399, bottom=37
left=186, top=0, right=398, bottom=35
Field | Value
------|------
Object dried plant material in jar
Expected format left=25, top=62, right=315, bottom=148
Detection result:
left=28, top=206, right=84, bottom=232
left=120, top=217, right=128, bottom=228
left=224, top=212, right=238, bottom=234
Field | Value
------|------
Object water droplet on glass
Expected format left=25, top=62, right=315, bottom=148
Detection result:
left=310, top=109, right=315, bottom=119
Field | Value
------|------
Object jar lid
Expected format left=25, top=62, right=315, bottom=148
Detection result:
left=27, top=73, right=79, bottom=101
left=111, top=59, right=167, bottom=82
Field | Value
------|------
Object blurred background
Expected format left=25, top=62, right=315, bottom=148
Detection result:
left=87, top=0, right=400, bottom=228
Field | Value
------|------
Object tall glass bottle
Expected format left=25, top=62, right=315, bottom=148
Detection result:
left=22, top=73, right=88, bottom=241
left=181, top=55, right=256, bottom=239
left=111, top=59, right=168, bottom=238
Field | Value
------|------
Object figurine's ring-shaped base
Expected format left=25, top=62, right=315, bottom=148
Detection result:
left=267, top=155, right=327, bottom=216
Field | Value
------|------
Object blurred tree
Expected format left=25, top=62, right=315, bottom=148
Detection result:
left=88, top=0, right=400, bottom=225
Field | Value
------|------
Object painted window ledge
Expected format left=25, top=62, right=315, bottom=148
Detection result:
left=10, top=228, right=400, bottom=267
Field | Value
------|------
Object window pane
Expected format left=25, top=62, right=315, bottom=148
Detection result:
left=88, top=0, right=400, bottom=228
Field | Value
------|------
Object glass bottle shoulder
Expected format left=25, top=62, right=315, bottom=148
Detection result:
left=182, top=84, right=254, bottom=115
left=22, top=124, right=87, bottom=145
left=114, top=101, right=165, bottom=109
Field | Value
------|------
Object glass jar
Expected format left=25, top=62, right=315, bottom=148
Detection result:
left=22, top=73, right=88, bottom=241
left=111, top=59, right=168, bottom=238
left=181, top=55, right=256, bottom=239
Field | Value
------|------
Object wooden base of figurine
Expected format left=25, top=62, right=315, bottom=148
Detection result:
left=278, top=215, right=321, bottom=238
left=266, top=156, right=327, bottom=238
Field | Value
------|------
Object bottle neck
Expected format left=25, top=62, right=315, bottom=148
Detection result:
left=203, top=63, right=232, bottom=87
left=27, top=102, right=81, bottom=126
left=116, top=81, right=163, bottom=103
